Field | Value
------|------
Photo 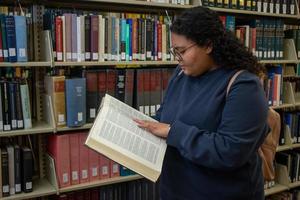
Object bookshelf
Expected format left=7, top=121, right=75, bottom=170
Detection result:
left=207, top=7, right=299, bottom=18
left=1, top=178, right=57, bottom=200
left=265, top=184, right=289, bottom=196
left=58, top=174, right=142, bottom=193
left=54, top=60, right=179, bottom=67
left=0, top=62, right=52, bottom=67
left=0, top=122, right=54, bottom=137
left=1, top=0, right=300, bottom=199
left=72, top=0, right=194, bottom=9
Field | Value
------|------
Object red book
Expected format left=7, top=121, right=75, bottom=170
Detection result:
left=90, top=15, right=99, bottom=61
left=47, top=134, right=71, bottom=188
left=69, top=133, right=80, bottom=185
left=88, top=148, right=99, bottom=182
left=97, top=69, right=107, bottom=103
left=99, top=154, right=110, bottom=179
left=132, top=18, right=138, bottom=60
left=219, top=16, right=226, bottom=27
left=110, top=160, right=120, bottom=178
left=106, top=69, right=116, bottom=96
left=157, top=22, right=162, bottom=61
left=86, top=71, right=98, bottom=122
left=79, top=132, right=89, bottom=183
left=55, top=16, right=63, bottom=61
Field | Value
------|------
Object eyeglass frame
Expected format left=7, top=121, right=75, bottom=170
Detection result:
left=169, top=43, right=197, bottom=61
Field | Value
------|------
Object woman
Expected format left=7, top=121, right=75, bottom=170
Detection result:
left=134, top=6, right=269, bottom=200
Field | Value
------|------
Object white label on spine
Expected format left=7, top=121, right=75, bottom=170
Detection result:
left=90, top=108, right=96, bottom=118
left=3, top=185, right=9, bottom=193
left=92, top=167, right=98, bottom=176
left=58, top=114, right=65, bottom=123
left=15, top=184, right=21, bottom=192
left=3, top=50, right=8, bottom=58
left=19, top=48, right=26, bottom=57
left=82, top=169, right=88, bottom=179
left=102, top=166, right=108, bottom=175
left=63, top=173, right=68, bottom=183
left=72, top=171, right=78, bottom=180
left=9, top=48, right=16, bottom=56
left=78, top=112, right=83, bottom=122
left=26, top=182, right=32, bottom=190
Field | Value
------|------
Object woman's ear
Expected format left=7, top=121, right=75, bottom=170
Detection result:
left=205, top=43, right=213, bottom=54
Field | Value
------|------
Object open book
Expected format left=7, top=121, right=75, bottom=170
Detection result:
left=85, top=94, right=167, bottom=182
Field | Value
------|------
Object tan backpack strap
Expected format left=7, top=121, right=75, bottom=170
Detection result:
left=226, top=70, right=245, bottom=98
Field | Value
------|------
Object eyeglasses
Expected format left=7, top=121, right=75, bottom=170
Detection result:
left=169, top=43, right=197, bottom=61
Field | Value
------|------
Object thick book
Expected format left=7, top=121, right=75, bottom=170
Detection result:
left=85, top=94, right=167, bottom=182
left=5, top=16, right=17, bottom=62
left=47, top=134, right=71, bottom=188
left=7, top=145, right=15, bottom=195
left=65, top=78, right=86, bottom=127
left=14, top=16, right=28, bottom=62
left=21, top=147, right=33, bottom=193
left=1, top=148, right=9, bottom=197
left=14, top=144, right=21, bottom=194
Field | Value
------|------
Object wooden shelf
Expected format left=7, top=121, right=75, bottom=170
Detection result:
left=277, top=145, right=292, bottom=152
left=0, top=122, right=54, bottom=137
left=270, top=103, right=294, bottom=109
left=59, top=175, right=142, bottom=193
left=73, top=0, right=192, bottom=9
left=55, top=123, right=93, bottom=132
left=259, top=60, right=299, bottom=64
left=207, top=7, right=299, bottom=19
left=1, top=178, right=57, bottom=200
left=291, top=143, right=300, bottom=149
left=289, top=181, right=300, bottom=189
left=264, top=184, right=289, bottom=196
left=0, top=62, right=51, bottom=67
left=54, top=61, right=178, bottom=67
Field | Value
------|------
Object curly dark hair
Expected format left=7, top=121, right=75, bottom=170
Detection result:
left=170, top=6, right=266, bottom=77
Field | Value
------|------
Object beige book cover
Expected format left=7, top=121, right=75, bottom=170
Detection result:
left=44, top=76, right=66, bottom=127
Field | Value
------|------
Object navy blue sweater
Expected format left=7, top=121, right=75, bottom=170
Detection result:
left=156, top=66, right=269, bottom=200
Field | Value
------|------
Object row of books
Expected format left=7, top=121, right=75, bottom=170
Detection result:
left=43, top=10, right=173, bottom=62
left=45, top=68, right=174, bottom=128
left=285, top=28, right=300, bottom=59
left=0, top=14, right=30, bottom=62
left=283, top=112, right=300, bottom=145
left=276, top=151, right=300, bottom=184
left=265, top=66, right=283, bottom=107
left=147, top=0, right=190, bottom=5
left=47, top=131, right=129, bottom=188
left=220, top=16, right=285, bottom=60
left=0, top=79, right=32, bottom=132
left=53, top=178, right=159, bottom=200
left=0, top=144, right=33, bottom=197
left=203, top=0, right=296, bottom=15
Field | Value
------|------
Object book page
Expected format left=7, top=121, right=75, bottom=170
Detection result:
left=87, top=94, right=167, bottom=172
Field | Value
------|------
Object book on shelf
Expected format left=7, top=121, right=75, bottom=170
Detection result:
left=85, top=94, right=167, bottom=182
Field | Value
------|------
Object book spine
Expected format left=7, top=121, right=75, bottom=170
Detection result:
left=5, top=16, right=17, bottom=62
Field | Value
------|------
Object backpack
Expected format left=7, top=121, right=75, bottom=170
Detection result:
left=226, top=70, right=281, bottom=181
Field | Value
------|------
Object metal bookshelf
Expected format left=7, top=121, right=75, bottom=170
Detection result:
left=1, top=178, right=56, bottom=200
left=0, top=122, right=54, bottom=137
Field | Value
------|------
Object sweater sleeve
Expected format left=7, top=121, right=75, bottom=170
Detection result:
left=166, top=73, right=269, bottom=170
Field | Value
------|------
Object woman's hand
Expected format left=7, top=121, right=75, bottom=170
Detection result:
left=133, top=118, right=170, bottom=138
